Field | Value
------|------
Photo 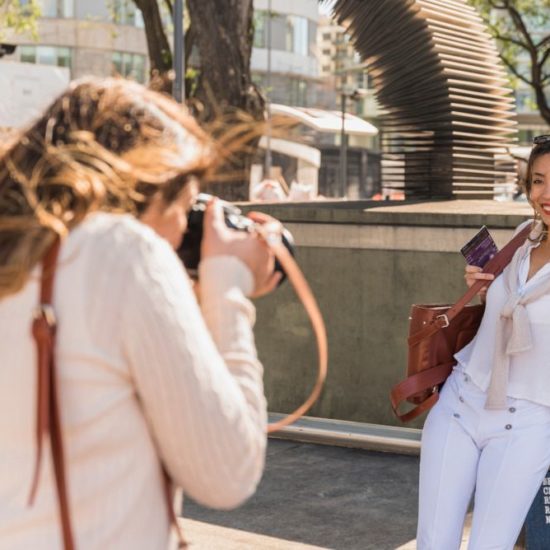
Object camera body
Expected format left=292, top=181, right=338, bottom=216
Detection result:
left=177, top=194, right=295, bottom=282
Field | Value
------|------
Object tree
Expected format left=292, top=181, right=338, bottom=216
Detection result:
left=469, top=0, right=550, bottom=126
left=129, top=0, right=265, bottom=200
left=0, top=0, right=41, bottom=40
left=131, top=0, right=172, bottom=87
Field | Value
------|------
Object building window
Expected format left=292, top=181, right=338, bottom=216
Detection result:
left=111, top=0, right=144, bottom=28
left=285, top=15, right=309, bottom=56
left=56, top=47, right=71, bottom=68
left=19, top=45, right=72, bottom=70
left=39, top=0, right=74, bottom=18
left=289, top=78, right=308, bottom=106
left=19, top=45, right=36, bottom=64
left=254, top=10, right=314, bottom=57
left=112, top=52, right=147, bottom=83
left=254, top=10, right=267, bottom=48
left=322, top=32, right=331, bottom=41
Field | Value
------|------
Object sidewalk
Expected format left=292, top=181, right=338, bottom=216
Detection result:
left=183, top=439, right=421, bottom=549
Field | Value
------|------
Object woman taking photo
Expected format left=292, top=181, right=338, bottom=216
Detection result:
left=417, top=135, right=550, bottom=549
left=0, top=78, right=279, bottom=548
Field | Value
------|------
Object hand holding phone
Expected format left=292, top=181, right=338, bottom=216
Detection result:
left=460, top=226, right=498, bottom=268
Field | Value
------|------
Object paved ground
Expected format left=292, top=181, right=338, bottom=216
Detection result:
left=181, top=438, right=528, bottom=549
left=182, top=439, right=421, bottom=550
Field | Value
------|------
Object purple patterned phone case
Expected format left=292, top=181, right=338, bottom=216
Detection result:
left=460, top=226, right=499, bottom=268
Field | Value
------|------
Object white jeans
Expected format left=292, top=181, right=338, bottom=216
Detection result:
left=417, top=367, right=550, bottom=550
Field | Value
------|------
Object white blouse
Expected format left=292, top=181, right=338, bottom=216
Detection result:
left=455, top=222, right=550, bottom=406
left=0, top=212, right=267, bottom=549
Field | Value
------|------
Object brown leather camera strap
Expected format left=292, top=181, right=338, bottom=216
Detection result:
left=29, top=238, right=186, bottom=550
left=408, top=224, right=532, bottom=348
left=257, top=226, right=328, bottom=434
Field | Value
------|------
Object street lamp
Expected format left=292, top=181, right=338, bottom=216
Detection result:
left=339, top=87, right=367, bottom=197
left=173, top=0, right=185, bottom=103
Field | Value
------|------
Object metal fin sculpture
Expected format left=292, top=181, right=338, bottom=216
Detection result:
left=334, top=0, right=518, bottom=199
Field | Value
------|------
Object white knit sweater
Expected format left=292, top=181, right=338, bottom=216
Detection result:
left=0, top=212, right=267, bottom=549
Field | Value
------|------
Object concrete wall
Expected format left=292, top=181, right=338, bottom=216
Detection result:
left=240, top=200, right=532, bottom=428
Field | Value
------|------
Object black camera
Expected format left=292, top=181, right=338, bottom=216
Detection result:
left=177, top=194, right=295, bottom=282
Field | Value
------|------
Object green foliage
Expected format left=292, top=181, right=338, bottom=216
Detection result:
left=0, top=0, right=41, bottom=40
left=468, top=0, right=550, bottom=80
left=468, top=0, right=550, bottom=123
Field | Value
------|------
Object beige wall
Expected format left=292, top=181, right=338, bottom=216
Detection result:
left=240, top=200, right=532, bottom=428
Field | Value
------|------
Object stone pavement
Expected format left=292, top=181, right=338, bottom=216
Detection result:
left=182, top=438, right=520, bottom=549
left=182, top=439, right=422, bottom=549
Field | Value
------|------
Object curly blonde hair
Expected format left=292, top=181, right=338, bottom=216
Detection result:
left=0, top=77, right=215, bottom=298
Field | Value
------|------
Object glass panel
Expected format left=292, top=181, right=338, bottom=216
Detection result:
left=308, top=21, right=317, bottom=55
left=132, top=54, right=146, bottom=83
left=111, top=0, right=122, bottom=23
left=40, top=0, right=57, bottom=17
left=270, top=14, right=286, bottom=51
left=122, top=52, right=133, bottom=76
left=62, top=0, right=74, bottom=17
left=125, top=2, right=136, bottom=25
left=253, top=10, right=266, bottom=48
left=293, top=16, right=308, bottom=56
left=19, top=45, right=36, bottom=64
left=37, top=46, right=57, bottom=65
left=285, top=16, right=294, bottom=53
left=56, top=47, right=71, bottom=68
left=298, top=80, right=307, bottom=106
left=112, top=52, right=123, bottom=76
left=110, top=0, right=142, bottom=26
left=135, top=8, right=144, bottom=28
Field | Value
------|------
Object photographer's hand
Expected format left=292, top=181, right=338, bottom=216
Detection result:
left=202, top=200, right=281, bottom=297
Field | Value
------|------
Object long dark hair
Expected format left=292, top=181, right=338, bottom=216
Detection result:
left=525, top=139, right=550, bottom=241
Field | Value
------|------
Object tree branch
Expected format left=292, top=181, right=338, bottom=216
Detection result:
left=485, top=0, right=507, bottom=9
left=132, top=0, right=172, bottom=91
left=163, top=0, right=174, bottom=22
left=499, top=53, right=533, bottom=87
left=491, top=29, right=529, bottom=51
left=505, top=3, right=536, bottom=51
left=537, top=34, right=550, bottom=50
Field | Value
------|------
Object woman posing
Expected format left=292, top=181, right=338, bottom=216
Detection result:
left=0, top=78, right=279, bottom=549
left=417, top=136, right=550, bottom=549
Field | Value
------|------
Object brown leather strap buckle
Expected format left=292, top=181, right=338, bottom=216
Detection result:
left=34, top=304, right=57, bottom=327
left=436, top=314, right=450, bottom=328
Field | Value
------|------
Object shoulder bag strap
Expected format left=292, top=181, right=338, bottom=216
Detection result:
left=29, top=239, right=187, bottom=549
left=28, top=237, right=75, bottom=550
left=408, top=223, right=532, bottom=347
